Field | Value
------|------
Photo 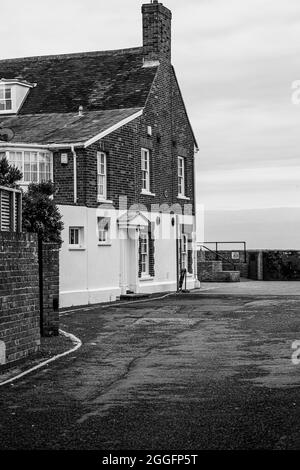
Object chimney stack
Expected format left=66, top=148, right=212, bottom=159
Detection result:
left=142, top=1, right=172, bottom=64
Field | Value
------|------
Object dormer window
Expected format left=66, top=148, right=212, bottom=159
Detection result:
left=0, top=87, right=12, bottom=111
left=0, top=78, right=36, bottom=114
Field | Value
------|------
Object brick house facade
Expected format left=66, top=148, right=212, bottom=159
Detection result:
left=0, top=1, right=199, bottom=307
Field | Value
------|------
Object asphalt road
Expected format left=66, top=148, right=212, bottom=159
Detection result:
left=0, top=293, right=299, bottom=450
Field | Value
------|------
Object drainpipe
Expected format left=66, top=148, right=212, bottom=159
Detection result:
left=71, top=145, right=77, bottom=204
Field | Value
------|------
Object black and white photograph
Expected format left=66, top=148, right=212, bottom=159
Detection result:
left=0, top=0, right=299, bottom=459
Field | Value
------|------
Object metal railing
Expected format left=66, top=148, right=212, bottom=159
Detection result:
left=198, top=244, right=238, bottom=271
left=198, top=241, right=247, bottom=264
left=0, top=185, right=22, bottom=232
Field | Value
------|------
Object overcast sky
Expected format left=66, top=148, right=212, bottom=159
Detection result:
left=1, top=0, right=300, bottom=247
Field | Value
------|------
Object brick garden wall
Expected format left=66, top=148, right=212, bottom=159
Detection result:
left=0, top=233, right=60, bottom=368
left=40, top=242, right=60, bottom=337
left=0, top=232, right=40, bottom=366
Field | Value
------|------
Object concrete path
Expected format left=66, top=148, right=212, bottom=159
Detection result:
left=0, top=292, right=299, bottom=450
left=199, top=279, right=300, bottom=296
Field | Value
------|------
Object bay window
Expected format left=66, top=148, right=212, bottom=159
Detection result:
left=1, top=149, right=53, bottom=184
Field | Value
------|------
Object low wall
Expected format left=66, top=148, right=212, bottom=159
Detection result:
left=40, top=242, right=60, bottom=336
left=263, top=251, right=300, bottom=281
left=0, top=232, right=40, bottom=366
left=198, top=260, right=222, bottom=281
left=199, top=249, right=300, bottom=281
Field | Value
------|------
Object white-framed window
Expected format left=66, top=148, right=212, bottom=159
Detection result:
left=140, top=232, right=149, bottom=276
left=178, top=156, right=185, bottom=196
left=97, top=216, right=110, bottom=244
left=97, top=152, right=107, bottom=201
left=69, top=226, right=85, bottom=249
left=0, top=87, right=12, bottom=111
left=181, top=233, right=188, bottom=270
left=1, top=150, right=53, bottom=184
left=141, top=148, right=150, bottom=192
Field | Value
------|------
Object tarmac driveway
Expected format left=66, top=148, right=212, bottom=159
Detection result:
left=0, top=290, right=300, bottom=450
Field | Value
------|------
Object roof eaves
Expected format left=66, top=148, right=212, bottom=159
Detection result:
left=0, top=109, right=144, bottom=149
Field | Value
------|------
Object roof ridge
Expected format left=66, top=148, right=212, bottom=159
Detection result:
left=0, top=46, right=143, bottom=63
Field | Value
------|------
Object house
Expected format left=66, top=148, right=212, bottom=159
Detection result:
left=0, top=0, right=199, bottom=307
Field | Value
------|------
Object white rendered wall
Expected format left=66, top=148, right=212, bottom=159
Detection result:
left=58, top=205, right=198, bottom=307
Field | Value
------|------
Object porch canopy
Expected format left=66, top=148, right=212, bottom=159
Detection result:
left=117, top=211, right=150, bottom=230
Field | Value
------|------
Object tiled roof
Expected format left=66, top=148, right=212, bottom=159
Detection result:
left=0, top=108, right=142, bottom=145
left=0, top=48, right=157, bottom=114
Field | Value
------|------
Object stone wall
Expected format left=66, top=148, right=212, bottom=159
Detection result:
left=0, top=232, right=40, bottom=366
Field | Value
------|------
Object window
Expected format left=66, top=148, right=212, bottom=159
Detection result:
left=141, top=148, right=150, bottom=192
left=69, top=227, right=84, bottom=249
left=178, top=156, right=185, bottom=196
left=2, top=150, right=53, bottom=184
left=97, top=216, right=110, bottom=244
left=0, top=87, right=12, bottom=111
left=181, top=233, right=188, bottom=270
left=178, top=157, right=185, bottom=196
left=97, top=152, right=107, bottom=201
left=140, top=232, right=149, bottom=276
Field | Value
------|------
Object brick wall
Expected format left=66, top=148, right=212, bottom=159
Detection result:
left=0, top=232, right=40, bottom=366
left=197, top=260, right=223, bottom=282
left=40, top=242, right=60, bottom=337
left=53, top=63, right=195, bottom=217
left=142, top=2, right=172, bottom=63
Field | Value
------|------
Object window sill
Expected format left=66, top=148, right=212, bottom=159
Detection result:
left=68, top=246, right=86, bottom=251
left=141, top=190, right=156, bottom=197
left=177, top=195, right=190, bottom=201
left=97, top=198, right=113, bottom=204
left=0, top=110, right=16, bottom=115
left=140, top=275, right=154, bottom=282
left=98, top=242, right=111, bottom=247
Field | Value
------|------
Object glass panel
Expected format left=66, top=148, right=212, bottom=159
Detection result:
left=98, top=175, right=104, bottom=196
left=98, top=217, right=110, bottom=242
left=15, top=152, right=22, bottom=173
left=45, top=154, right=51, bottom=181
left=5, top=88, right=11, bottom=99
left=39, top=153, right=46, bottom=182
left=31, top=152, right=38, bottom=182
left=24, top=152, right=31, bottom=182
left=70, top=228, right=79, bottom=245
